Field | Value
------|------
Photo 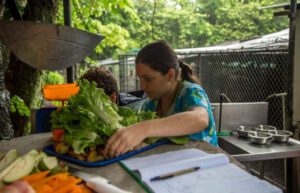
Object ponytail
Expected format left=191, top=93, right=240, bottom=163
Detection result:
left=179, top=61, right=200, bottom=84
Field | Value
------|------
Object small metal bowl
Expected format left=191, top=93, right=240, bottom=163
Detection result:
left=268, top=130, right=293, bottom=143
left=248, top=131, right=273, bottom=145
left=236, top=126, right=256, bottom=138
left=255, top=125, right=277, bottom=132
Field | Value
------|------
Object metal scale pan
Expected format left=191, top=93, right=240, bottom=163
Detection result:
left=0, top=20, right=104, bottom=70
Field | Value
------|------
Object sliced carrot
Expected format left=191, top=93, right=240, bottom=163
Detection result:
left=32, top=183, right=53, bottom=193
left=52, top=176, right=81, bottom=191
left=22, top=171, right=50, bottom=184
left=55, top=183, right=77, bottom=193
left=22, top=171, right=87, bottom=193
left=31, top=173, right=69, bottom=188
left=70, top=186, right=83, bottom=193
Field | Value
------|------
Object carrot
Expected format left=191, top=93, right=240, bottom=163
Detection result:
left=52, top=176, right=81, bottom=192
left=32, top=183, right=53, bottom=193
left=22, top=171, right=50, bottom=184
left=70, top=186, right=83, bottom=193
left=23, top=172, right=86, bottom=193
left=55, top=183, right=77, bottom=193
left=31, top=173, right=69, bottom=188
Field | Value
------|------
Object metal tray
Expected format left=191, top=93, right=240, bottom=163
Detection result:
left=0, top=20, right=104, bottom=70
left=43, top=140, right=168, bottom=167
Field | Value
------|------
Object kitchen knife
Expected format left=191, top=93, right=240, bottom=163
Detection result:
left=68, top=166, right=132, bottom=193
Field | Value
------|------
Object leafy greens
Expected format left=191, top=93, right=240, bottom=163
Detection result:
left=51, top=80, right=188, bottom=154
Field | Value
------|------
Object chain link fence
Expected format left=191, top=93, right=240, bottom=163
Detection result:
left=187, top=50, right=289, bottom=189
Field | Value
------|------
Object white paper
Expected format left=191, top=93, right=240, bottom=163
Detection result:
left=144, top=164, right=282, bottom=193
left=121, top=149, right=283, bottom=193
left=139, top=153, right=229, bottom=181
left=123, top=148, right=208, bottom=170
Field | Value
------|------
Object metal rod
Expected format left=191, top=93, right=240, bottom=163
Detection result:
left=286, top=1, right=297, bottom=192
left=287, top=0, right=296, bottom=128
left=282, top=95, right=286, bottom=131
left=259, top=3, right=291, bottom=10
left=218, top=94, right=223, bottom=133
left=63, top=0, right=74, bottom=83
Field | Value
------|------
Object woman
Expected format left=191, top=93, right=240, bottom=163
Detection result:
left=104, top=40, right=217, bottom=158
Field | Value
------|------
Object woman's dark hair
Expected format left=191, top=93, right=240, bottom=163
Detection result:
left=80, top=67, right=118, bottom=96
left=135, top=40, right=199, bottom=84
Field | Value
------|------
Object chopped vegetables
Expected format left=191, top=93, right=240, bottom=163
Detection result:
left=0, top=149, right=94, bottom=193
left=22, top=171, right=50, bottom=183
left=23, top=172, right=92, bottom=193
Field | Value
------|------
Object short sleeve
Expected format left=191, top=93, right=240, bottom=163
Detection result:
left=183, top=87, right=209, bottom=111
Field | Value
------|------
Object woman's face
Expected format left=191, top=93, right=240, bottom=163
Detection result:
left=136, top=63, right=173, bottom=100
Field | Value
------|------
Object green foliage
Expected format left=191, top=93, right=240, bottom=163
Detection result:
left=130, top=0, right=288, bottom=49
left=56, top=0, right=138, bottom=59
left=45, top=71, right=64, bottom=84
left=211, top=0, right=288, bottom=45
left=10, top=95, right=30, bottom=118
left=54, top=0, right=288, bottom=60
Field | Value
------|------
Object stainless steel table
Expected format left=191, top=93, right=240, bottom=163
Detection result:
left=219, top=135, right=300, bottom=162
left=219, top=135, right=300, bottom=193
left=0, top=133, right=243, bottom=193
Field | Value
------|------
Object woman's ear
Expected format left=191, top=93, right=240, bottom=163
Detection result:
left=167, top=68, right=176, bottom=81
left=110, top=91, right=118, bottom=104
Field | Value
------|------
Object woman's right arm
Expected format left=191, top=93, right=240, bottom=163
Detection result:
left=104, top=106, right=208, bottom=158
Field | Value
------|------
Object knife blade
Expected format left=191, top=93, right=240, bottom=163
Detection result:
left=68, top=166, right=132, bottom=193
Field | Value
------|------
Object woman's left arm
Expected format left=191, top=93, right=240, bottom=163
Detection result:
left=104, top=106, right=208, bottom=158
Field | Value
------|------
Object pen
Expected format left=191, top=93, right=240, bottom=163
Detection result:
left=150, top=167, right=200, bottom=181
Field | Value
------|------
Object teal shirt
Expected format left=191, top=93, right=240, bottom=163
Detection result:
left=142, top=81, right=218, bottom=146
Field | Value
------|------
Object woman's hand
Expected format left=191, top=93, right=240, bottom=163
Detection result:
left=104, top=123, right=148, bottom=158
left=0, top=181, right=35, bottom=193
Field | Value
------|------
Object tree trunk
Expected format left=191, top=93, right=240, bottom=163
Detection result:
left=4, top=0, right=59, bottom=136
left=0, top=0, right=14, bottom=140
